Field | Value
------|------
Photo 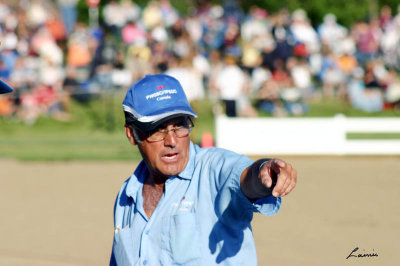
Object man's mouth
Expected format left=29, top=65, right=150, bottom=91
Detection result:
left=162, top=153, right=178, bottom=161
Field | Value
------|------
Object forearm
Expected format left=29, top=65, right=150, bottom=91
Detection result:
left=240, top=159, right=273, bottom=201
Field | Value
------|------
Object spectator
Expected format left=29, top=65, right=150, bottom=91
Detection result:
left=352, top=20, right=381, bottom=66
left=287, top=57, right=314, bottom=98
left=348, top=66, right=383, bottom=112
left=18, top=83, right=69, bottom=124
left=103, top=0, right=126, bottom=37
left=142, top=0, right=163, bottom=30
left=200, top=5, right=226, bottom=52
left=125, top=40, right=153, bottom=81
left=159, top=0, right=179, bottom=27
left=241, top=7, right=271, bottom=45
left=185, top=14, right=203, bottom=45
left=57, top=0, right=78, bottom=36
left=166, top=56, right=205, bottom=103
left=256, top=75, right=284, bottom=116
left=385, top=69, right=400, bottom=110
left=379, top=5, right=393, bottom=30
left=319, top=49, right=346, bottom=99
left=26, top=0, right=48, bottom=29
left=337, top=44, right=358, bottom=82
left=121, top=20, right=147, bottom=46
left=45, top=10, right=67, bottom=44
left=250, top=61, right=272, bottom=94
left=290, top=9, right=320, bottom=55
left=66, top=23, right=92, bottom=74
left=317, top=13, right=347, bottom=54
left=207, top=50, right=224, bottom=100
left=121, top=0, right=141, bottom=23
left=380, top=13, right=400, bottom=70
left=272, top=16, right=293, bottom=64
left=214, top=54, right=256, bottom=117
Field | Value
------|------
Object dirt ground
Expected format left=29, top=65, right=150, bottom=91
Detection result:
left=1, top=157, right=399, bottom=266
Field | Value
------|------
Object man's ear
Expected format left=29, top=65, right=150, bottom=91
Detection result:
left=125, top=125, right=137, bottom=145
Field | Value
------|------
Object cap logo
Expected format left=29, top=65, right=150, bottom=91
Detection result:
left=157, top=85, right=165, bottom=90
left=146, top=89, right=177, bottom=100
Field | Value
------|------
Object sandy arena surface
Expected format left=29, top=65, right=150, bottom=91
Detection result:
left=1, top=157, right=399, bottom=266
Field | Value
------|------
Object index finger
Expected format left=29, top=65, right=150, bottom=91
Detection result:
left=272, top=170, right=288, bottom=197
left=270, top=159, right=286, bottom=171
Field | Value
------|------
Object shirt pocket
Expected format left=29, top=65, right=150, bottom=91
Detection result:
left=164, top=212, right=201, bottom=264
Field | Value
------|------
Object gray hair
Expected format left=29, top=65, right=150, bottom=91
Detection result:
left=128, top=126, right=144, bottom=145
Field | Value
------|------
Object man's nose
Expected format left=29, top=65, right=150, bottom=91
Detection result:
left=164, top=130, right=177, bottom=147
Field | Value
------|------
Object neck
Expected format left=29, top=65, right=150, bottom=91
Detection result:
left=142, top=173, right=166, bottom=218
left=145, top=172, right=166, bottom=190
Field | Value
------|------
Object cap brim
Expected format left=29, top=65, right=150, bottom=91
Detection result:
left=0, top=80, right=14, bottom=94
left=132, top=113, right=196, bottom=132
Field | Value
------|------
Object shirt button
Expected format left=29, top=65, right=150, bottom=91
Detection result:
left=143, top=260, right=147, bottom=265
left=145, top=230, right=149, bottom=235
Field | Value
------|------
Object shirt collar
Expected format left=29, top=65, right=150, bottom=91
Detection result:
left=125, top=161, right=147, bottom=200
left=177, top=141, right=196, bottom=180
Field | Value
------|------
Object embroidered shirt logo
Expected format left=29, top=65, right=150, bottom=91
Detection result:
left=171, top=197, right=194, bottom=212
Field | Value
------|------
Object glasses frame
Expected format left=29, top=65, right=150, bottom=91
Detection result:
left=137, top=117, right=194, bottom=143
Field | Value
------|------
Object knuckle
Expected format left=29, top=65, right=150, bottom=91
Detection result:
left=280, top=173, right=288, bottom=181
left=285, top=185, right=293, bottom=194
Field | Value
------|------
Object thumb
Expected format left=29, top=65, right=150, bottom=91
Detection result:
left=266, top=162, right=279, bottom=189
left=264, top=174, right=273, bottom=188
left=261, top=168, right=273, bottom=188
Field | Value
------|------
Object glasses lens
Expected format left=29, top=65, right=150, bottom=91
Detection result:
left=146, top=126, right=191, bottom=142
left=147, top=131, right=165, bottom=142
left=175, top=127, right=189, bottom=138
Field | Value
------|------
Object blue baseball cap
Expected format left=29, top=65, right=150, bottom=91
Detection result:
left=123, top=74, right=197, bottom=131
left=0, top=79, right=13, bottom=94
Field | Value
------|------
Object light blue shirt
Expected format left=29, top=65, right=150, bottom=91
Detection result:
left=110, top=142, right=281, bottom=266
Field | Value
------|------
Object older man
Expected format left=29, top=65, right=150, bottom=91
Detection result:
left=110, top=74, right=297, bottom=266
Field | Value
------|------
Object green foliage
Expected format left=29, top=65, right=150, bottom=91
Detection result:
left=237, top=0, right=373, bottom=27
left=164, top=0, right=396, bottom=27
left=76, top=0, right=398, bottom=28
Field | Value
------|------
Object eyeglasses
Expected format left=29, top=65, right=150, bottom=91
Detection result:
left=146, top=120, right=194, bottom=142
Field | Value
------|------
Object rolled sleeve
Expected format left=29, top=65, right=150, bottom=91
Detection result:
left=253, top=196, right=281, bottom=216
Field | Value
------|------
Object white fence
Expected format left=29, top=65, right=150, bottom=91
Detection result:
left=215, top=115, right=400, bottom=155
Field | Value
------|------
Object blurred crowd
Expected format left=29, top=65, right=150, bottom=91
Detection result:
left=1, top=0, right=400, bottom=124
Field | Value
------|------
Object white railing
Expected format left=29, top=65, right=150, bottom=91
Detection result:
left=215, top=115, right=400, bottom=155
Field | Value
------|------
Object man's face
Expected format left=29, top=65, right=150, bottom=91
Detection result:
left=138, top=117, right=191, bottom=180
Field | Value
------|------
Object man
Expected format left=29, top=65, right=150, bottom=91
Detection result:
left=110, top=74, right=297, bottom=265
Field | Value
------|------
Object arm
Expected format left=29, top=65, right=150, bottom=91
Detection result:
left=240, top=158, right=297, bottom=201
